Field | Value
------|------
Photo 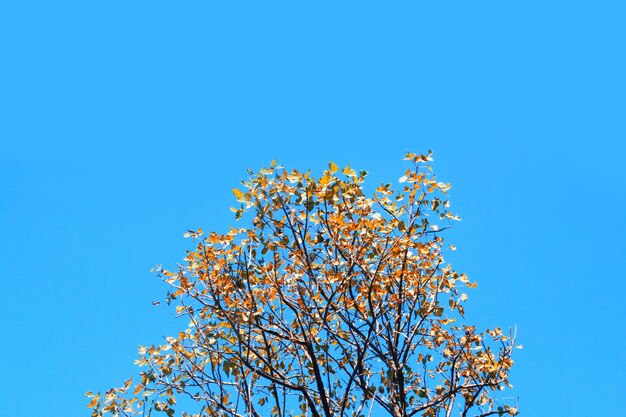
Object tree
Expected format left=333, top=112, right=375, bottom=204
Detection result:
left=87, top=152, right=518, bottom=417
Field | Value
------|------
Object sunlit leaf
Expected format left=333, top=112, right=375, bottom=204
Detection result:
left=232, top=188, right=244, bottom=199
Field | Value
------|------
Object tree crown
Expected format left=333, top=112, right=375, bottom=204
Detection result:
left=88, top=152, right=518, bottom=417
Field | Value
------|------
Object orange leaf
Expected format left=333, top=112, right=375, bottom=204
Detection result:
left=87, top=396, right=99, bottom=408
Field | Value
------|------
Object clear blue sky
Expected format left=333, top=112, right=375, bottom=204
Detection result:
left=1, top=1, right=624, bottom=416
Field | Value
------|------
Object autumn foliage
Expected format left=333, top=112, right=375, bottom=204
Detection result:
left=88, top=152, right=518, bottom=417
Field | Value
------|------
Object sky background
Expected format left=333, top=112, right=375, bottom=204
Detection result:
left=1, top=1, right=625, bottom=416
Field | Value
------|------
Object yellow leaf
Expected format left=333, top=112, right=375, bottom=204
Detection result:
left=320, top=172, right=332, bottom=187
left=232, top=188, right=244, bottom=199
left=328, top=161, right=338, bottom=173
left=342, top=164, right=356, bottom=177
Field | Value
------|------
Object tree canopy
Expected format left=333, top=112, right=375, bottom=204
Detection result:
left=88, top=152, right=518, bottom=417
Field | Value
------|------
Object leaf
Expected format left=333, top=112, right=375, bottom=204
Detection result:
left=232, top=188, right=244, bottom=199
left=87, top=396, right=99, bottom=408
left=122, top=377, right=132, bottom=391
left=320, top=172, right=332, bottom=187
left=328, top=161, right=338, bottom=173
left=342, top=164, right=356, bottom=177
left=223, top=359, right=235, bottom=376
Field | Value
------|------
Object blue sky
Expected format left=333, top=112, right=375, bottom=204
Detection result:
left=1, top=1, right=624, bottom=416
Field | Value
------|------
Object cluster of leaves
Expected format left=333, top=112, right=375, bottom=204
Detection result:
left=88, top=152, right=518, bottom=417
